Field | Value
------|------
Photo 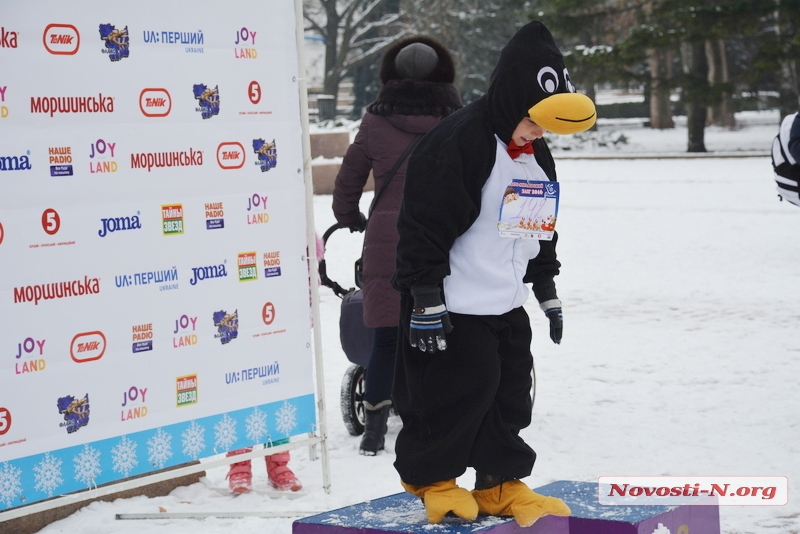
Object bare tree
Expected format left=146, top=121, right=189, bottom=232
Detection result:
left=303, top=0, right=410, bottom=120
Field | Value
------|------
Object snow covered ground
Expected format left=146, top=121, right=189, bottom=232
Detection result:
left=24, top=111, right=800, bottom=534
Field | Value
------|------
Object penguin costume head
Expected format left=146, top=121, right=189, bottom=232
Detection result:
left=487, top=21, right=596, bottom=144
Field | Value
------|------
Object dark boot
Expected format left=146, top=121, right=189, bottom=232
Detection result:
left=359, top=404, right=390, bottom=455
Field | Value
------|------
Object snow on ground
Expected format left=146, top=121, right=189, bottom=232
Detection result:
left=26, top=111, right=800, bottom=534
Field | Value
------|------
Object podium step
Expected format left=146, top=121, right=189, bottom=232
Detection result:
left=293, top=480, right=720, bottom=534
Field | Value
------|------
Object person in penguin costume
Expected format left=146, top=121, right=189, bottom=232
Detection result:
left=391, top=21, right=596, bottom=526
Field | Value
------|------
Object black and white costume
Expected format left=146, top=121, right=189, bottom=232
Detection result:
left=771, top=111, right=800, bottom=207
left=392, top=21, right=594, bottom=486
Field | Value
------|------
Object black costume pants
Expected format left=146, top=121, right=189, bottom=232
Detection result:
left=393, top=293, right=536, bottom=486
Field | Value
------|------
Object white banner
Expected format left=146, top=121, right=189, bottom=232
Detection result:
left=0, top=0, right=316, bottom=510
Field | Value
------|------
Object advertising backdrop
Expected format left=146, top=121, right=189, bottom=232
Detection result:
left=0, top=0, right=317, bottom=511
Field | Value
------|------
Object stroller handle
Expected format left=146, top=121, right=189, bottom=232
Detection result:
left=318, top=223, right=353, bottom=298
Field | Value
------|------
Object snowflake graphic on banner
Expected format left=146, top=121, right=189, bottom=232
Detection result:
left=214, top=414, right=237, bottom=451
left=147, top=428, right=173, bottom=468
left=73, top=444, right=102, bottom=487
left=111, top=436, right=138, bottom=477
left=245, top=407, right=268, bottom=443
left=33, top=452, right=63, bottom=497
left=181, top=421, right=206, bottom=459
left=275, top=400, right=298, bottom=437
left=0, top=462, right=23, bottom=508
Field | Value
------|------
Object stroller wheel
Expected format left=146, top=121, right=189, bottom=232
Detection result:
left=340, top=363, right=366, bottom=436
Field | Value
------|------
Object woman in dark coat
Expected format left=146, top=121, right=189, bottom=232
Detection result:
left=332, top=36, right=462, bottom=455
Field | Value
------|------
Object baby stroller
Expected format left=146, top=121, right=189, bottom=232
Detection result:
left=318, top=222, right=376, bottom=436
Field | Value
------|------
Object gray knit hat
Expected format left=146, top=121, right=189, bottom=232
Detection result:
left=394, top=42, right=439, bottom=80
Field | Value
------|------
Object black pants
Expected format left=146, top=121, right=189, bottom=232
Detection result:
left=393, top=293, right=536, bottom=486
left=364, top=326, right=398, bottom=407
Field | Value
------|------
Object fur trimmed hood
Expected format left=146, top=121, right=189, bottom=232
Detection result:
left=367, top=36, right=462, bottom=117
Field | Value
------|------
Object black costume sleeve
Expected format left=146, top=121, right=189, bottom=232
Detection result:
left=523, top=137, right=560, bottom=303
left=790, top=114, right=800, bottom=163
left=394, top=104, right=496, bottom=291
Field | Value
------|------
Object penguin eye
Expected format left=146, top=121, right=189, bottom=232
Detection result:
left=537, top=67, right=559, bottom=93
left=564, top=68, right=576, bottom=92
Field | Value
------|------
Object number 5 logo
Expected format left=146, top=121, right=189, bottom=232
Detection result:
left=0, top=407, right=11, bottom=435
left=42, top=208, right=61, bottom=235
left=262, top=302, right=275, bottom=325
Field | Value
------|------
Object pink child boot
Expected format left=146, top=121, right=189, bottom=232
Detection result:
left=266, top=451, right=302, bottom=491
left=226, top=448, right=253, bottom=494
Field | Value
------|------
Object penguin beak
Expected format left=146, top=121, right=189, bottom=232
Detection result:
left=528, top=93, right=597, bottom=135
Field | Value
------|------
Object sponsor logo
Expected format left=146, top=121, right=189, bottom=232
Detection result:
left=89, top=138, right=118, bottom=173
left=252, top=138, right=276, bottom=172
left=1, top=85, right=9, bottom=119
left=132, top=323, right=153, bottom=353
left=14, top=336, right=47, bottom=375
left=98, top=24, right=129, bottom=61
left=121, top=385, right=148, bottom=421
left=161, top=204, right=184, bottom=235
left=143, top=29, right=204, bottom=53
left=41, top=208, right=60, bottom=235
left=0, top=222, right=4, bottom=244
left=238, top=252, right=257, bottom=282
left=225, top=361, right=280, bottom=386
left=14, top=276, right=100, bottom=305
left=43, top=24, right=80, bottom=55
left=30, top=93, right=114, bottom=116
left=262, top=302, right=275, bottom=325
left=57, top=393, right=89, bottom=433
left=139, top=88, right=171, bottom=117
left=248, top=81, right=261, bottom=104
left=132, top=148, right=202, bottom=171
left=0, top=27, right=19, bottom=49
left=70, top=331, right=106, bottom=363
left=0, top=150, right=32, bottom=172
left=234, top=27, right=257, bottom=59
left=48, top=146, right=73, bottom=176
left=205, top=201, right=224, bottom=229
left=246, top=193, right=269, bottom=225
left=0, top=407, right=11, bottom=436
left=216, top=142, right=244, bottom=169
left=193, top=84, right=219, bottom=119
left=173, top=314, right=198, bottom=348
left=263, top=251, right=281, bottom=278
left=189, top=261, right=227, bottom=286
left=98, top=211, right=142, bottom=237
left=116, top=267, right=178, bottom=291
left=176, top=374, right=198, bottom=406
left=213, top=309, right=238, bottom=345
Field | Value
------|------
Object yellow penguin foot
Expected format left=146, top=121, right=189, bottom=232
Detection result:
left=471, top=479, right=571, bottom=527
left=401, top=479, right=479, bottom=523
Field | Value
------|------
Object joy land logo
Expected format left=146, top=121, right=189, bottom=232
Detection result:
left=139, top=88, right=171, bottom=117
left=43, top=24, right=80, bottom=55
left=0, top=85, right=8, bottom=119
left=70, top=331, right=106, bottom=363
left=89, top=138, right=117, bottom=173
left=234, top=27, right=257, bottom=58
left=120, top=385, right=148, bottom=421
left=14, top=336, right=47, bottom=375
left=173, top=314, right=198, bottom=348
left=216, top=142, right=245, bottom=169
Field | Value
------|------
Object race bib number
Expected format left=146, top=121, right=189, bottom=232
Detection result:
left=497, top=180, right=559, bottom=240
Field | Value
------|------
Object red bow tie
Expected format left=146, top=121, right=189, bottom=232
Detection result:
left=507, top=141, right=534, bottom=160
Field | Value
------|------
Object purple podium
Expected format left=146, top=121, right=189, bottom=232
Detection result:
left=293, top=481, right=720, bottom=534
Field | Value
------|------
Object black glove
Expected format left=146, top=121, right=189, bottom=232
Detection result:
left=409, top=285, right=453, bottom=353
left=540, top=299, right=563, bottom=344
left=347, top=212, right=367, bottom=233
